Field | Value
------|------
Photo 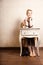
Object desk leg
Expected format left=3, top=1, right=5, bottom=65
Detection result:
left=19, top=35, right=22, bottom=56
left=35, top=37, right=40, bottom=56
left=20, top=43, right=22, bottom=56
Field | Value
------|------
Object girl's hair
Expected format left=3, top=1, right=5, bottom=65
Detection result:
left=26, top=9, right=32, bottom=15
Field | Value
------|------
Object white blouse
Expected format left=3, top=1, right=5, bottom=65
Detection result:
left=23, top=18, right=33, bottom=28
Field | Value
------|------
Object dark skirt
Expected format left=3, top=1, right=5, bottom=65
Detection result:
left=26, top=38, right=35, bottom=46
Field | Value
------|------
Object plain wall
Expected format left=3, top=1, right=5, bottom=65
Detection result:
left=0, top=0, right=43, bottom=47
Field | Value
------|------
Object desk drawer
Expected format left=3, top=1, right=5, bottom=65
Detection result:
left=21, top=30, right=38, bottom=36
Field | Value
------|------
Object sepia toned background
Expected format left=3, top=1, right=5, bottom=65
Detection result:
left=0, top=0, right=43, bottom=47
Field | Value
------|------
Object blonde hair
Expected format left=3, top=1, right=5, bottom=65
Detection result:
left=26, top=9, right=32, bottom=15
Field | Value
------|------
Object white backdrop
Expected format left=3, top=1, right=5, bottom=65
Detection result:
left=0, top=0, right=43, bottom=47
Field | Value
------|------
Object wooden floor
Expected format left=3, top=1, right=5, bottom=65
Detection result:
left=0, top=48, right=43, bottom=65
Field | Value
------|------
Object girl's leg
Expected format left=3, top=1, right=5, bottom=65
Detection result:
left=28, top=46, right=33, bottom=56
left=32, top=46, right=36, bottom=56
left=31, top=38, right=36, bottom=56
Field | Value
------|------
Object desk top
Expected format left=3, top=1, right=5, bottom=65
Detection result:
left=20, top=28, right=40, bottom=30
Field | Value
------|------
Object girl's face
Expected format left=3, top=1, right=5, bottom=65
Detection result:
left=27, top=11, right=32, bottom=18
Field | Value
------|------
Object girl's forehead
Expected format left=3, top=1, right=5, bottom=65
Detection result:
left=28, top=11, right=32, bottom=14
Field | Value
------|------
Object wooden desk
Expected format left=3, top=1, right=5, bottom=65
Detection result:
left=19, top=28, right=40, bottom=56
